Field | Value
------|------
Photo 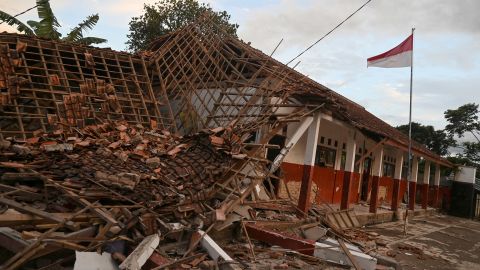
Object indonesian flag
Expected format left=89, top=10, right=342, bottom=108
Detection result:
left=367, top=34, right=413, bottom=68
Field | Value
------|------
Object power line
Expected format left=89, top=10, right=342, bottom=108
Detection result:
left=0, top=3, right=40, bottom=25
left=286, top=0, right=374, bottom=66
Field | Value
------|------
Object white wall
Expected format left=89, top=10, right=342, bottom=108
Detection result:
left=283, top=115, right=378, bottom=170
left=454, top=166, right=477, bottom=184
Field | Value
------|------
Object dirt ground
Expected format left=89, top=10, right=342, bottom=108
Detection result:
left=365, top=214, right=480, bottom=270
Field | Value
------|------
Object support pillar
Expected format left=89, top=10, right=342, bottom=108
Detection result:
left=391, top=151, right=404, bottom=211
left=421, top=160, right=431, bottom=209
left=433, top=164, right=441, bottom=208
left=334, top=143, right=343, bottom=171
left=297, top=113, right=321, bottom=214
left=408, top=156, right=419, bottom=210
left=340, top=133, right=357, bottom=210
left=369, top=146, right=383, bottom=213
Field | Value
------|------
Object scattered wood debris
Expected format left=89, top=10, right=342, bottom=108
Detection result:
left=0, top=119, right=382, bottom=269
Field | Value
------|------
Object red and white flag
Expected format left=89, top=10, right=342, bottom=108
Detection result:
left=367, top=34, right=413, bottom=68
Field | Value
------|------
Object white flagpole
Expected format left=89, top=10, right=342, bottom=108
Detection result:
left=404, top=27, right=415, bottom=235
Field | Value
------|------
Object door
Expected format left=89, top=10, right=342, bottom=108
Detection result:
left=360, top=158, right=372, bottom=202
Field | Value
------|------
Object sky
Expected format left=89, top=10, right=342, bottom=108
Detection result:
left=1, top=0, right=479, bottom=132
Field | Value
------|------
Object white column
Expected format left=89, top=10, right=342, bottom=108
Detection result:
left=434, top=164, right=441, bottom=185
left=344, top=133, right=357, bottom=173
left=410, top=156, right=419, bottom=182
left=304, top=114, right=321, bottom=166
left=334, top=145, right=343, bottom=170
left=371, top=147, right=384, bottom=177
left=298, top=113, right=321, bottom=211
left=394, top=151, right=404, bottom=180
left=423, top=160, right=431, bottom=184
left=270, top=116, right=314, bottom=173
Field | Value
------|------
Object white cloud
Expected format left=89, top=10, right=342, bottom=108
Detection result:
left=1, top=0, right=478, bottom=131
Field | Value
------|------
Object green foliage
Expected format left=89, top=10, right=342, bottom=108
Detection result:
left=395, top=122, right=454, bottom=156
left=63, top=14, right=106, bottom=44
left=444, top=103, right=480, bottom=177
left=0, top=10, right=35, bottom=35
left=444, top=103, right=480, bottom=141
left=126, top=0, right=238, bottom=52
left=0, top=0, right=106, bottom=46
left=33, top=0, right=61, bottom=39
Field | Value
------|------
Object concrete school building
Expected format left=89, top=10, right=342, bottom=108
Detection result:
left=0, top=16, right=456, bottom=217
left=271, top=91, right=453, bottom=214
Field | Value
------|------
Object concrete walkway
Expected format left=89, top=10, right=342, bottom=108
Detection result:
left=325, top=202, right=437, bottom=226
left=364, top=214, right=480, bottom=270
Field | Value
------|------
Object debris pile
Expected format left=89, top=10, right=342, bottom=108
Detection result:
left=0, top=121, right=237, bottom=269
left=0, top=120, right=381, bottom=269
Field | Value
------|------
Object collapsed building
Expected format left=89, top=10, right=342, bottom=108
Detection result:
left=0, top=15, right=455, bottom=269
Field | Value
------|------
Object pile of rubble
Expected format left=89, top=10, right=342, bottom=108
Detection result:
left=0, top=121, right=380, bottom=269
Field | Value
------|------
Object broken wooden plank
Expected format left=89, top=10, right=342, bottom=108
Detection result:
left=2, top=206, right=92, bottom=269
left=119, top=233, right=160, bottom=270
left=338, top=238, right=361, bottom=270
left=0, top=196, right=77, bottom=230
left=0, top=184, right=43, bottom=201
left=0, top=212, right=93, bottom=226
left=1, top=172, right=45, bottom=182
left=245, top=223, right=316, bottom=256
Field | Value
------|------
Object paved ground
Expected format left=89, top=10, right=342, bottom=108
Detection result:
left=365, top=214, right=480, bottom=270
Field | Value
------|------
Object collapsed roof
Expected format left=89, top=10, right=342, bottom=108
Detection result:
left=0, top=15, right=450, bottom=166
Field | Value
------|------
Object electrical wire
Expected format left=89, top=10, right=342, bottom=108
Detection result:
left=286, top=0, right=374, bottom=66
left=0, top=3, right=42, bottom=25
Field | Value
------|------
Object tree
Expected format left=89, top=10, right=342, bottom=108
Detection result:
left=126, top=0, right=238, bottom=52
left=396, top=122, right=454, bottom=156
left=444, top=103, right=480, bottom=165
left=0, top=0, right=106, bottom=45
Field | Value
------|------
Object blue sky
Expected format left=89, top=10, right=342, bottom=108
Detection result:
left=1, top=0, right=479, bottom=132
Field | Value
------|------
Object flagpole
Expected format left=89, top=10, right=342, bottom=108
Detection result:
left=404, top=27, right=415, bottom=235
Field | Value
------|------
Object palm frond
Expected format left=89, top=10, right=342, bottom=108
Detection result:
left=64, top=14, right=99, bottom=42
left=27, top=20, right=40, bottom=32
left=0, top=10, right=35, bottom=35
left=35, top=0, right=61, bottom=39
left=75, top=36, right=107, bottom=46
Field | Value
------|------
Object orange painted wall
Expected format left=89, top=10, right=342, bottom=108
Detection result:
left=312, top=166, right=335, bottom=203
left=378, top=176, right=394, bottom=203
left=398, top=179, right=408, bottom=201
left=350, top=173, right=360, bottom=203
left=281, top=162, right=362, bottom=205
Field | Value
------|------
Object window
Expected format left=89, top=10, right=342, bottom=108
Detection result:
left=383, top=163, right=394, bottom=177
left=354, top=154, right=361, bottom=172
left=315, top=146, right=336, bottom=168
left=383, top=159, right=395, bottom=177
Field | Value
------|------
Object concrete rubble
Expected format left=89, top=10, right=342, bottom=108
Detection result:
left=0, top=119, right=386, bottom=269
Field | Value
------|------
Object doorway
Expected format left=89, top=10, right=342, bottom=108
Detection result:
left=265, top=135, right=286, bottom=197
left=360, top=158, right=372, bottom=202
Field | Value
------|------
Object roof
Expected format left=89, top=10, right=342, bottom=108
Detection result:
left=0, top=20, right=452, bottom=167
left=209, top=37, right=453, bottom=167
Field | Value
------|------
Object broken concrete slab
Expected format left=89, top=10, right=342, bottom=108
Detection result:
left=314, top=238, right=377, bottom=270
left=196, top=230, right=241, bottom=270
left=302, top=226, right=327, bottom=241
left=74, top=251, right=119, bottom=270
